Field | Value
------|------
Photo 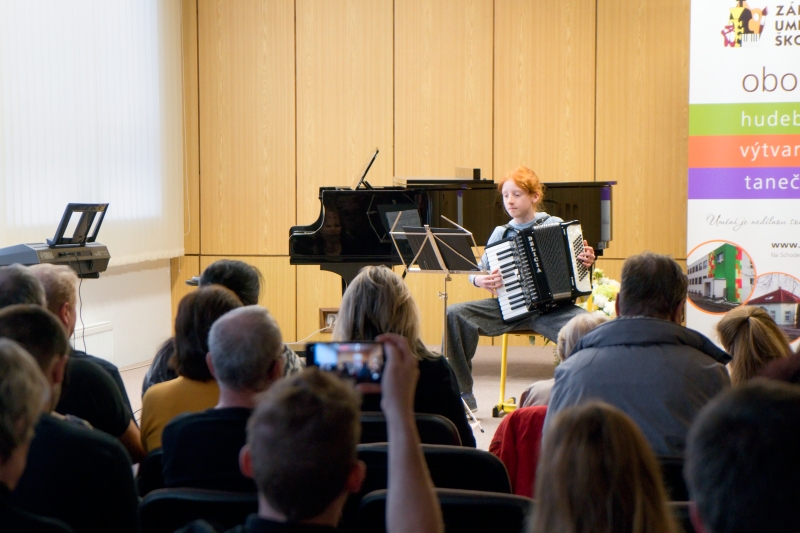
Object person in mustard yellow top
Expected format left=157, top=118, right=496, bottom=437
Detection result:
left=140, top=285, right=242, bottom=453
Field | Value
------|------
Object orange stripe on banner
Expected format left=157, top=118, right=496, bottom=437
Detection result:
left=688, top=134, right=800, bottom=168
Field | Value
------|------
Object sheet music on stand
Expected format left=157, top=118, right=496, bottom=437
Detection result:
left=389, top=213, right=487, bottom=431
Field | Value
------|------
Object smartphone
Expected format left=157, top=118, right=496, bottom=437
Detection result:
left=306, top=342, right=385, bottom=384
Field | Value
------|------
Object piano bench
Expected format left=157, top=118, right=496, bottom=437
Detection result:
left=492, top=331, right=538, bottom=418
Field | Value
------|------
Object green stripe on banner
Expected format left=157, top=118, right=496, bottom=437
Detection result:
left=690, top=103, right=800, bottom=136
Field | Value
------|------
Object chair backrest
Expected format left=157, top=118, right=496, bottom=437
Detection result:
left=359, top=412, right=462, bottom=446
left=343, top=443, right=512, bottom=530
left=356, top=488, right=533, bottom=533
left=139, top=488, right=257, bottom=533
left=137, top=448, right=165, bottom=497
left=657, top=455, right=689, bottom=501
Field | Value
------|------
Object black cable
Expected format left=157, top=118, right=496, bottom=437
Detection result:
left=69, top=253, right=87, bottom=352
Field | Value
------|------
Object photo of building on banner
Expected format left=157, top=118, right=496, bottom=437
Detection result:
left=687, top=1, right=800, bottom=347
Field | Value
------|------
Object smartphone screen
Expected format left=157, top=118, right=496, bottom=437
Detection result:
left=306, top=342, right=384, bottom=384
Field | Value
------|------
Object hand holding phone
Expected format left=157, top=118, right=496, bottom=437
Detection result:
left=376, top=333, right=419, bottom=418
left=306, top=342, right=385, bottom=386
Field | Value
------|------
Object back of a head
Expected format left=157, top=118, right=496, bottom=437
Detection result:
left=334, top=266, right=426, bottom=356
left=685, top=380, right=800, bottom=533
left=247, top=367, right=360, bottom=521
left=618, top=252, right=687, bottom=319
left=0, top=305, right=69, bottom=371
left=557, top=313, right=609, bottom=361
left=173, top=285, right=242, bottom=382
left=531, top=402, right=676, bottom=533
left=716, top=306, right=791, bottom=385
left=199, top=259, right=262, bottom=306
left=0, top=339, right=49, bottom=465
left=29, top=264, right=78, bottom=316
left=208, top=306, right=283, bottom=392
left=0, top=264, right=46, bottom=309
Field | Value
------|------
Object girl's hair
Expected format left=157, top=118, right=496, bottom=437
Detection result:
left=333, top=266, right=437, bottom=360
left=172, top=285, right=243, bottom=381
left=529, top=402, right=678, bottom=533
left=557, top=313, right=609, bottom=361
left=497, top=166, right=545, bottom=207
left=716, top=305, right=792, bottom=385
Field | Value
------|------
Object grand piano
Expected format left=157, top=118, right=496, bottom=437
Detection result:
left=290, top=174, right=614, bottom=292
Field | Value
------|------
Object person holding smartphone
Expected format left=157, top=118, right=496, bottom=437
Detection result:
left=333, top=266, right=476, bottom=447
left=178, top=333, right=444, bottom=533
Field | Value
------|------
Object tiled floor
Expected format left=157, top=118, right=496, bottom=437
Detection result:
left=119, top=343, right=557, bottom=451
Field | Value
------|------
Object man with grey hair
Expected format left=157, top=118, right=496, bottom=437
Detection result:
left=161, top=305, right=285, bottom=491
left=29, top=263, right=143, bottom=463
left=544, top=252, right=732, bottom=456
left=0, top=338, right=73, bottom=532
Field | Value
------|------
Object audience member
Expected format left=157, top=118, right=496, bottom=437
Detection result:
left=685, top=380, right=800, bottom=533
left=0, top=338, right=74, bottom=533
left=29, top=264, right=144, bottom=462
left=519, top=313, right=608, bottom=407
left=142, top=259, right=303, bottom=395
left=334, top=265, right=475, bottom=447
left=0, top=264, right=45, bottom=308
left=716, top=305, right=792, bottom=385
left=529, top=401, right=678, bottom=533
left=179, top=333, right=443, bottom=533
left=162, top=306, right=284, bottom=492
left=141, top=285, right=242, bottom=452
left=2, top=306, right=139, bottom=533
left=545, top=252, right=731, bottom=456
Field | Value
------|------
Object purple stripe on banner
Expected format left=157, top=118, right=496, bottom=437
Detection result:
left=688, top=167, right=800, bottom=199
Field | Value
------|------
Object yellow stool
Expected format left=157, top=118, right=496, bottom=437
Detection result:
left=492, top=330, right=537, bottom=418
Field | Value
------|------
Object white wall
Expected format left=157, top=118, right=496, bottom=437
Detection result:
left=72, top=259, right=172, bottom=368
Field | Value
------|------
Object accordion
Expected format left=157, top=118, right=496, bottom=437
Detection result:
left=486, top=221, right=593, bottom=323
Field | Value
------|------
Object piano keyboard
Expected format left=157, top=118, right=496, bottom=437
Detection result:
left=741, top=33, right=760, bottom=47
left=486, top=240, right=535, bottom=322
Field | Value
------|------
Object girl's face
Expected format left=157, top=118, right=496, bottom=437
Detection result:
left=502, top=180, right=539, bottom=219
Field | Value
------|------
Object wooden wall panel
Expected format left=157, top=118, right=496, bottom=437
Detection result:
left=494, top=0, right=596, bottom=183
left=595, top=1, right=690, bottom=260
left=182, top=0, right=200, bottom=254
left=200, top=256, right=297, bottom=341
left=170, top=255, right=200, bottom=330
left=395, top=0, right=493, bottom=178
left=198, top=0, right=295, bottom=255
left=296, top=267, right=342, bottom=344
left=296, top=0, right=394, bottom=227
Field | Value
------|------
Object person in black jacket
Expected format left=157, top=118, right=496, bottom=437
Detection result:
left=0, top=305, right=139, bottom=533
left=333, top=265, right=476, bottom=447
left=28, top=264, right=144, bottom=463
left=0, top=338, right=74, bottom=533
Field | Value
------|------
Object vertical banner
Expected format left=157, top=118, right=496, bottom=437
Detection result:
left=688, top=1, right=800, bottom=347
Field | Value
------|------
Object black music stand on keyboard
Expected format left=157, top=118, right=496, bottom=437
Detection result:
left=389, top=215, right=487, bottom=431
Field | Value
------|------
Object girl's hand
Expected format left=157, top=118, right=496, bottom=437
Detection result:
left=578, top=241, right=596, bottom=267
left=475, top=268, right=504, bottom=296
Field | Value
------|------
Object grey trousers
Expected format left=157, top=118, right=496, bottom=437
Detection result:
left=444, top=298, right=586, bottom=394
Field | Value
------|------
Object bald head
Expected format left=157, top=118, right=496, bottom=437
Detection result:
left=208, top=306, right=283, bottom=392
left=0, top=265, right=46, bottom=309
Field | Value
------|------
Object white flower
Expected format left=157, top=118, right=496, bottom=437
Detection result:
left=608, top=280, right=621, bottom=290
left=603, top=301, right=615, bottom=315
left=594, top=310, right=608, bottom=318
left=593, top=294, right=609, bottom=308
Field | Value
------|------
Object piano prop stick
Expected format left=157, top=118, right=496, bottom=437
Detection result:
left=0, top=203, right=110, bottom=278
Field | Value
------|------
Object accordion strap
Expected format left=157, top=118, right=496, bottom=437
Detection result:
left=501, top=215, right=550, bottom=239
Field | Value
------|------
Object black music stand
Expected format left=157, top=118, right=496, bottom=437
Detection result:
left=389, top=215, right=486, bottom=431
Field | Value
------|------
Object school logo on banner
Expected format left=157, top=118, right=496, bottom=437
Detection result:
left=722, top=1, right=767, bottom=47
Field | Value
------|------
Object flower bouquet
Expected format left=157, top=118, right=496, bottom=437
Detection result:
left=580, top=268, right=620, bottom=318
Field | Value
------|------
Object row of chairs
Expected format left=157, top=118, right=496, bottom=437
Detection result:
left=137, top=413, right=463, bottom=497
left=139, top=487, right=697, bottom=533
